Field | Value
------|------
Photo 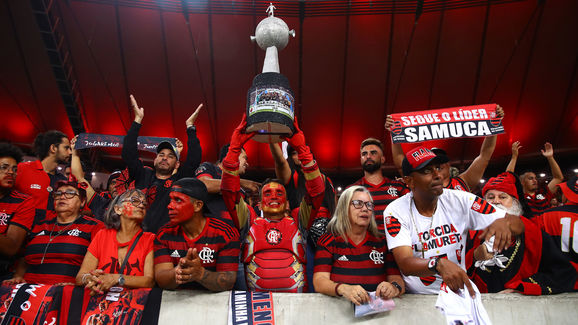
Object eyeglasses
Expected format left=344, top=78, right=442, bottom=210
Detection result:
left=351, top=200, right=374, bottom=211
left=123, top=196, right=147, bottom=207
left=53, top=190, right=80, bottom=199
left=0, top=164, right=18, bottom=174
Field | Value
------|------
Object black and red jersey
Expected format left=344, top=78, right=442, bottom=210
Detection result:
left=349, top=177, right=409, bottom=233
left=24, top=212, right=104, bottom=284
left=0, top=190, right=34, bottom=234
left=154, top=216, right=240, bottom=290
left=122, top=122, right=201, bottom=233
left=314, top=232, right=400, bottom=292
left=445, top=176, right=469, bottom=192
left=525, top=185, right=554, bottom=215
left=533, top=203, right=578, bottom=289
left=468, top=216, right=576, bottom=295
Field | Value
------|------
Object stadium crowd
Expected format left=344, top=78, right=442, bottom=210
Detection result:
left=1, top=98, right=576, bottom=313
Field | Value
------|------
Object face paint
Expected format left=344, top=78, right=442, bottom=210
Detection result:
left=261, top=182, right=287, bottom=215
left=168, top=191, right=196, bottom=225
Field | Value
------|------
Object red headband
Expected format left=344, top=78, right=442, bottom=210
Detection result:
left=482, top=172, right=519, bottom=200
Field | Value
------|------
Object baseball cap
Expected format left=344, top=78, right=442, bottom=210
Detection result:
left=557, top=176, right=578, bottom=204
left=170, top=178, right=210, bottom=213
left=431, top=147, right=449, bottom=161
left=157, top=141, right=179, bottom=160
left=402, top=146, right=449, bottom=176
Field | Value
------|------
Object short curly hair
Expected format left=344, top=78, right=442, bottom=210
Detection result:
left=0, top=142, right=24, bottom=163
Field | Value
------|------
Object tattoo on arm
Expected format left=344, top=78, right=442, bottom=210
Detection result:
left=198, top=270, right=236, bottom=292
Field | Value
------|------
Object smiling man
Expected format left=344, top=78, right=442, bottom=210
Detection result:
left=384, top=146, right=519, bottom=296
left=154, top=178, right=240, bottom=291
left=122, top=95, right=203, bottom=233
left=221, top=115, right=326, bottom=292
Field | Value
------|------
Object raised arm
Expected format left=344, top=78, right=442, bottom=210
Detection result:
left=460, top=105, right=503, bottom=190
left=122, top=95, right=146, bottom=179
left=541, top=142, right=564, bottom=193
left=70, top=136, right=96, bottom=202
left=176, top=104, right=203, bottom=178
left=269, top=142, right=292, bottom=185
left=505, top=141, right=521, bottom=173
left=283, top=121, right=325, bottom=226
left=220, top=115, right=255, bottom=229
left=385, top=115, right=405, bottom=175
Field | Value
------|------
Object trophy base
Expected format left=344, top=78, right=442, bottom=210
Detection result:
left=246, top=72, right=295, bottom=143
left=246, top=121, right=292, bottom=143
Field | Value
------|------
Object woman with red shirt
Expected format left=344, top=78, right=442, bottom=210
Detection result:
left=314, top=186, right=405, bottom=305
left=76, top=189, right=155, bottom=294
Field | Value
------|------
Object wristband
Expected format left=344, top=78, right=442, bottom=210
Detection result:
left=428, top=256, right=440, bottom=273
left=391, top=281, right=402, bottom=293
left=334, top=283, right=343, bottom=297
left=81, top=273, right=91, bottom=285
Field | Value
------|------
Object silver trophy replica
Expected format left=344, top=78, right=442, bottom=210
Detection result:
left=246, top=3, right=296, bottom=143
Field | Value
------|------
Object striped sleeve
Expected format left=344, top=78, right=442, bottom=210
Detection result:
left=212, top=218, right=240, bottom=272
left=314, top=233, right=335, bottom=273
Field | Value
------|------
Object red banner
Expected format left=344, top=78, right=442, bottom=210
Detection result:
left=389, top=104, right=504, bottom=143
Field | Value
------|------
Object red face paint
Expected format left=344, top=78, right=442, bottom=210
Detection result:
left=261, top=182, right=287, bottom=215
left=168, top=191, right=195, bottom=224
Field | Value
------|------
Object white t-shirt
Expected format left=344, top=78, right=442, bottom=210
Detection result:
left=383, top=189, right=505, bottom=294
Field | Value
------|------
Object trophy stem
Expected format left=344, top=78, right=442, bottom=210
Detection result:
left=262, top=46, right=280, bottom=73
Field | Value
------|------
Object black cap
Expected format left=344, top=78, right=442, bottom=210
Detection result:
left=171, top=178, right=210, bottom=213
left=431, top=147, right=449, bottom=161
left=157, top=141, right=179, bottom=160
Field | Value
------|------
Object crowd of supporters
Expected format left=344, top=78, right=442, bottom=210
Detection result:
left=0, top=99, right=576, bottom=314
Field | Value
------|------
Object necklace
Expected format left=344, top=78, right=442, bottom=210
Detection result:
left=408, top=197, right=437, bottom=258
left=40, top=218, right=77, bottom=264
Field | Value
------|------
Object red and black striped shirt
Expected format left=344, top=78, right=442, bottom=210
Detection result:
left=24, top=212, right=104, bottom=284
left=154, top=217, right=240, bottom=290
left=525, top=185, right=554, bottom=216
left=349, top=177, right=409, bottom=233
left=445, top=176, right=469, bottom=192
left=0, top=190, right=34, bottom=234
left=533, top=203, right=578, bottom=289
left=314, top=232, right=400, bottom=291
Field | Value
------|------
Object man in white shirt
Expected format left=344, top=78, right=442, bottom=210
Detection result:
left=384, top=146, right=521, bottom=296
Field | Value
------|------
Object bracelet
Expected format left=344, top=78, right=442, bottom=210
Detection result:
left=81, top=273, right=91, bottom=285
left=334, top=283, right=343, bottom=297
left=391, top=281, right=402, bottom=294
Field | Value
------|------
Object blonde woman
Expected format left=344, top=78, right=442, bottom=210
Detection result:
left=313, top=186, right=404, bottom=305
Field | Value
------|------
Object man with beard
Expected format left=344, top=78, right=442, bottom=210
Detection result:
left=154, top=178, right=240, bottom=291
left=349, top=138, right=408, bottom=234
left=384, top=146, right=518, bottom=296
left=0, top=143, right=35, bottom=281
left=506, top=141, right=564, bottom=215
left=467, top=172, right=576, bottom=294
left=15, top=130, right=70, bottom=211
left=122, top=95, right=202, bottom=232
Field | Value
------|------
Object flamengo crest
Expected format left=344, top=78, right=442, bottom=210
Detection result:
left=266, top=228, right=282, bottom=245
